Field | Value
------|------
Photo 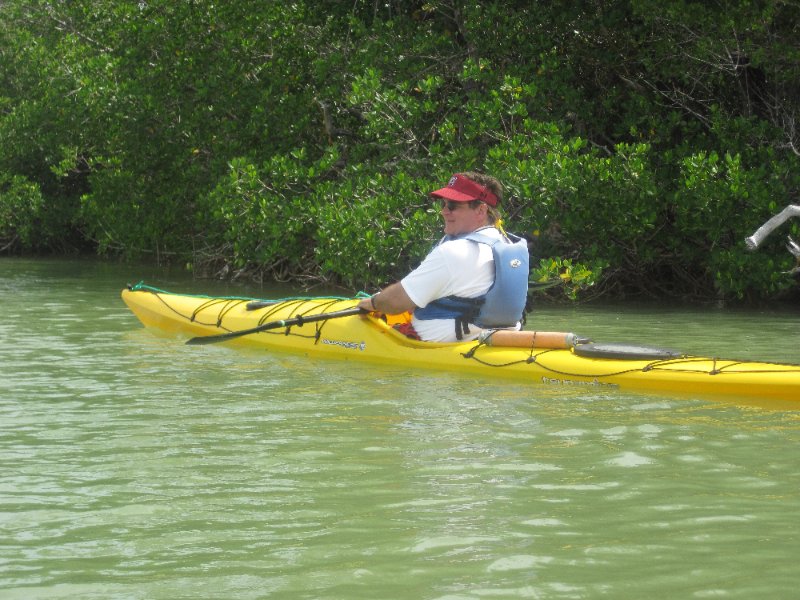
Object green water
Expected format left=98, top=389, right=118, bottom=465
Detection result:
left=2, top=257, right=800, bottom=599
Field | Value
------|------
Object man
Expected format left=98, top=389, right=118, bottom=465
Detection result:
left=357, top=172, right=529, bottom=342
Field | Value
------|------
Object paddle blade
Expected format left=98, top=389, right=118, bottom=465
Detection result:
left=185, top=320, right=287, bottom=345
left=185, top=331, right=249, bottom=345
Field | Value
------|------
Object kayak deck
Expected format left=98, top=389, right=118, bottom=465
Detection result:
left=121, top=284, right=800, bottom=404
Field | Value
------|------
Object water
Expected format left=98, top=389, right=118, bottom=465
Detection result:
left=2, top=257, right=800, bottom=599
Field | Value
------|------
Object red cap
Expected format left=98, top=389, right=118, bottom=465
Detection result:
left=429, top=174, right=498, bottom=207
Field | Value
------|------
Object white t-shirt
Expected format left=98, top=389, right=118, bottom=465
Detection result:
left=400, top=227, right=520, bottom=342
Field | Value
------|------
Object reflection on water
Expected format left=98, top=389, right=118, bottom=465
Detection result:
left=2, top=257, right=800, bottom=599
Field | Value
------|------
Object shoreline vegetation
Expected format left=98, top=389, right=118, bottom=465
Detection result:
left=2, top=2, right=800, bottom=304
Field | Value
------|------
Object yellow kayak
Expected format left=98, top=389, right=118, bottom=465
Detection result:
left=121, top=283, right=800, bottom=404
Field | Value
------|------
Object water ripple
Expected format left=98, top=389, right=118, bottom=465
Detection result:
left=3, top=259, right=800, bottom=599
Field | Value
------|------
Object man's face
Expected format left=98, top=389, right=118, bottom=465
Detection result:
left=439, top=200, right=487, bottom=236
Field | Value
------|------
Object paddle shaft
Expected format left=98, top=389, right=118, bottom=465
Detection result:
left=186, top=306, right=365, bottom=345
left=529, top=279, right=565, bottom=291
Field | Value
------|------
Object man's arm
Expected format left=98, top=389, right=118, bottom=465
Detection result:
left=357, top=281, right=417, bottom=314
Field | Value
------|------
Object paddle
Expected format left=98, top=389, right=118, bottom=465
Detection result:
left=185, top=306, right=366, bottom=345
left=529, top=279, right=565, bottom=291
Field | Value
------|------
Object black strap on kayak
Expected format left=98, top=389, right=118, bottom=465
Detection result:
left=187, top=298, right=246, bottom=327
left=462, top=329, right=541, bottom=363
left=455, top=318, right=471, bottom=341
left=186, top=306, right=364, bottom=345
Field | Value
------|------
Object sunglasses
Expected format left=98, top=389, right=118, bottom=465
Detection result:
left=439, top=199, right=476, bottom=211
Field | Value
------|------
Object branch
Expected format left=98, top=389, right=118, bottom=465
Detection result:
left=40, top=5, right=114, bottom=53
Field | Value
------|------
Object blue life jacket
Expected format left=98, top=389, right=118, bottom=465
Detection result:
left=414, top=230, right=529, bottom=339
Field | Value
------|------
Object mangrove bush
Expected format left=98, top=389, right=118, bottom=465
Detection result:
left=2, top=1, right=800, bottom=302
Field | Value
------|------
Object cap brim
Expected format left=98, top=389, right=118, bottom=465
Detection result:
left=429, top=188, right=475, bottom=202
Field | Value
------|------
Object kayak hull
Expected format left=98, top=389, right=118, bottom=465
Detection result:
left=121, top=286, right=800, bottom=404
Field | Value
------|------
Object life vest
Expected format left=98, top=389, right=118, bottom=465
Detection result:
left=414, top=230, right=529, bottom=339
